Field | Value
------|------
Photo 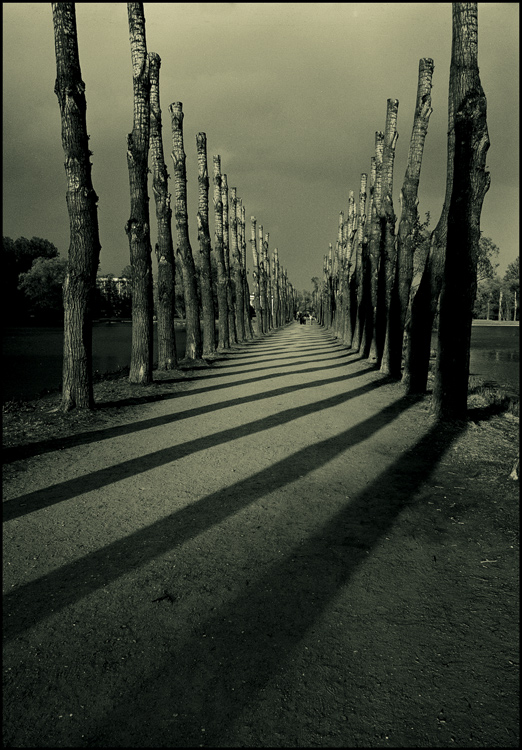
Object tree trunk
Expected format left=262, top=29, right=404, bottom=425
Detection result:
left=389, top=59, right=434, bottom=380
left=351, top=173, right=368, bottom=351
left=403, top=34, right=458, bottom=394
left=239, top=203, right=254, bottom=337
left=221, top=174, right=237, bottom=344
left=126, top=2, right=154, bottom=384
left=250, top=216, right=262, bottom=335
left=259, top=227, right=268, bottom=333
left=196, top=132, right=216, bottom=356
left=265, top=240, right=273, bottom=330
left=229, top=187, right=246, bottom=341
left=433, top=2, right=490, bottom=420
left=169, top=101, right=202, bottom=360
left=379, top=99, right=401, bottom=377
left=366, top=133, right=384, bottom=362
left=149, top=52, right=176, bottom=370
left=52, top=2, right=101, bottom=411
left=212, top=155, right=230, bottom=350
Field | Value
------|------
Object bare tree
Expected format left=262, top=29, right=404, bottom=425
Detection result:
left=170, top=102, right=202, bottom=360
left=433, top=2, right=490, bottom=419
left=379, top=98, right=400, bottom=376
left=126, top=2, right=154, bottom=384
left=212, top=155, right=230, bottom=350
left=366, top=133, right=384, bottom=361
left=386, top=58, right=434, bottom=380
left=196, top=132, right=216, bottom=356
left=250, top=216, right=262, bottom=334
left=52, top=2, right=102, bottom=410
left=149, top=52, right=176, bottom=370
left=221, top=174, right=237, bottom=344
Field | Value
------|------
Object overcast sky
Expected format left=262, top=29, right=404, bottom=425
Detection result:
left=3, top=3, right=519, bottom=291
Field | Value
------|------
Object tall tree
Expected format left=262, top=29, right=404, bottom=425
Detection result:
left=366, top=132, right=384, bottom=361
left=250, top=217, right=262, bottom=335
left=52, top=2, right=101, bottom=411
left=239, top=203, right=254, bottom=337
left=212, top=155, right=230, bottom=350
left=221, top=174, right=237, bottom=344
left=149, top=52, right=176, bottom=370
left=433, top=3, right=490, bottom=419
left=351, top=173, right=369, bottom=351
left=379, top=98, right=400, bottom=376
left=170, top=102, right=202, bottom=360
left=126, top=2, right=153, bottom=384
left=196, top=132, right=216, bottom=356
left=387, top=59, right=434, bottom=379
left=229, top=187, right=246, bottom=341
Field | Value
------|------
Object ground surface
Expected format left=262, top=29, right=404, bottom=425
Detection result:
left=2, top=322, right=519, bottom=748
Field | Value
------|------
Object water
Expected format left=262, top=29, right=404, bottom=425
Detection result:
left=2, top=321, right=519, bottom=403
left=2, top=322, right=186, bottom=402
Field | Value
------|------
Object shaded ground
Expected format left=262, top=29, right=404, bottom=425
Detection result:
left=3, top=322, right=519, bottom=747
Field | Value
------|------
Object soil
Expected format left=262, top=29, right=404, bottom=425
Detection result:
left=2, top=322, right=519, bottom=748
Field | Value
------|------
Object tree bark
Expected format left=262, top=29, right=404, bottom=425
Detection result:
left=52, top=2, right=102, bottom=411
left=196, top=132, right=216, bottom=356
left=239, top=203, right=254, bottom=337
left=250, top=216, right=262, bottom=335
left=351, top=173, right=368, bottom=351
left=229, top=187, right=246, bottom=341
left=259, top=226, right=268, bottom=333
left=389, top=59, right=434, bottom=380
left=212, top=155, right=230, bottom=350
left=170, top=101, right=202, bottom=360
left=403, top=30, right=460, bottom=393
left=149, top=52, right=176, bottom=370
left=126, top=2, right=154, bottom=384
left=366, top=132, right=384, bottom=362
left=433, top=3, right=490, bottom=420
left=221, top=174, right=237, bottom=344
left=379, top=99, right=400, bottom=377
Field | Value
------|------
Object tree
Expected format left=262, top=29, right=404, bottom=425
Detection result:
left=2, top=236, right=59, bottom=320
left=504, top=257, right=520, bottom=321
left=18, top=256, right=68, bottom=321
left=126, top=2, right=154, bottom=384
left=433, top=2, right=490, bottom=420
left=170, top=101, right=202, bottom=360
left=229, top=187, right=246, bottom=341
left=196, top=133, right=216, bottom=356
left=250, top=217, right=262, bottom=334
left=379, top=98, right=400, bottom=376
left=212, top=156, right=230, bottom=349
left=52, top=2, right=102, bottom=411
left=387, top=59, right=434, bottom=377
left=366, top=133, right=384, bottom=361
left=221, top=174, right=237, bottom=343
left=476, top=235, right=499, bottom=282
left=149, top=52, right=177, bottom=370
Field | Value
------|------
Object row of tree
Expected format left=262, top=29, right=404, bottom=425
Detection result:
left=317, top=3, right=493, bottom=420
left=52, top=2, right=295, bottom=411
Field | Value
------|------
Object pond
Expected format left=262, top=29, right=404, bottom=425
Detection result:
left=2, top=320, right=519, bottom=403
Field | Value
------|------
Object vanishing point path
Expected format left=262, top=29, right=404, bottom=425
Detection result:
left=3, top=322, right=519, bottom=747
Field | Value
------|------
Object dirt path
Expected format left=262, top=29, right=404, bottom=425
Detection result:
left=3, top=322, right=519, bottom=747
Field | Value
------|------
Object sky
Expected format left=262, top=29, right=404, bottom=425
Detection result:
left=2, top=3, right=519, bottom=292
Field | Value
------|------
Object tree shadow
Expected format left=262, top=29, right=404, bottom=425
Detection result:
left=3, top=360, right=374, bottom=466
left=3, top=388, right=418, bottom=642
left=84, top=417, right=468, bottom=746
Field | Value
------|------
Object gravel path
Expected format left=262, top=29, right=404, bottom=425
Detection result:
left=3, top=322, right=519, bottom=747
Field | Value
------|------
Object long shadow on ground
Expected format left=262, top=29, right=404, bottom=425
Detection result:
left=85, top=418, right=469, bottom=746
left=3, top=390, right=419, bottom=642
left=2, top=360, right=374, bottom=472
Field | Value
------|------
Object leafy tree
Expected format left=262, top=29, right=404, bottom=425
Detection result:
left=18, top=256, right=67, bottom=322
left=476, top=235, right=499, bottom=282
left=503, top=257, right=519, bottom=321
left=2, top=236, right=60, bottom=320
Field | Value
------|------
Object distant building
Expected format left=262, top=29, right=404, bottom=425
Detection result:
left=96, top=275, right=131, bottom=298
